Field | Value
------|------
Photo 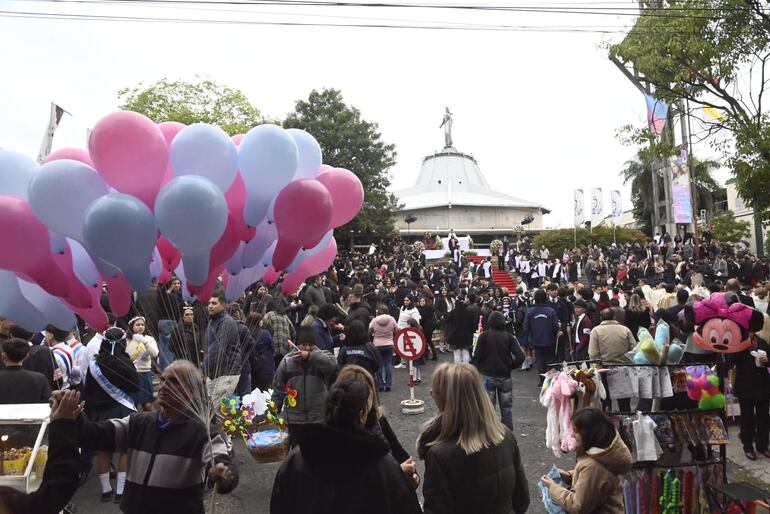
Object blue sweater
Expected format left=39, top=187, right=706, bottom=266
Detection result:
left=522, top=305, right=558, bottom=348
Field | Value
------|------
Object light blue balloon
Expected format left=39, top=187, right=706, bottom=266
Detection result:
left=17, top=277, right=77, bottom=330
left=29, top=159, right=109, bottom=243
left=287, top=128, right=322, bottom=180
left=150, top=247, right=162, bottom=279
left=226, top=242, right=245, bottom=275
left=0, top=149, right=39, bottom=200
left=82, top=193, right=157, bottom=291
left=0, top=271, right=47, bottom=331
left=182, top=254, right=211, bottom=287
left=49, top=230, right=67, bottom=255
left=238, top=124, right=298, bottom=226
left=241, top=219, right=277, bottom=268
left=261, top=240, right=277, bottom=268
left=68, top=238, right=101, bottom=288
left=170, top=123, right=238, bottom=193
left=156, top=176, right=228, bottom=254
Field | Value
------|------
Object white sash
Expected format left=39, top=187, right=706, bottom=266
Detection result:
left=89, top=360, right=136, bottom=412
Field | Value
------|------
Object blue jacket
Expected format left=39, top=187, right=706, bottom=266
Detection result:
left=311, top=319, right=335, bottom=353
left=522, top=304, right=558, bottom=348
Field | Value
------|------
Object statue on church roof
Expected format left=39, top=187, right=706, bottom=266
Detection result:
left=439, top=107, right=453, bottom=149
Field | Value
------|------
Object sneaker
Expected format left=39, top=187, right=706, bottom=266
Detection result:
left=394, top=363, right=406, bottom=369
left=101, top=491, right=113, bottom=503
left=114, top=494, right=122, bottom=504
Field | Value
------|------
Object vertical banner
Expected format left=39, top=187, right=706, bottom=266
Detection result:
left=37, top=102, right=66, bottom=163
left=591, top=188, right=603, bottom=227
left=573, top=189, right=584, bottom=227
left=670, top=146, right=693, bottom=224
left=644, top=94, right=669, bottom=135
left=611, top=190, right=622, bottom=224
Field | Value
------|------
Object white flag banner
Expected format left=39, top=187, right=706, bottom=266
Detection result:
left=37, top=102, right=66, bottom=163
left=591, top=188, right=603, bottom=227
left=573, top=189, right=585, bottom=227
left=611, top=190, right=622, bottom=224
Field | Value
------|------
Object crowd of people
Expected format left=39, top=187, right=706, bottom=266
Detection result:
left=0, top=230, right=768, bottom=513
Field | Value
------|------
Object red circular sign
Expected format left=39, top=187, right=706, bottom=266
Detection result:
left=394, top=328, right=426, bottom=361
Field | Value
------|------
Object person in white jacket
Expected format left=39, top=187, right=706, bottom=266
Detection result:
left=126, top=316, right=159, bottom=411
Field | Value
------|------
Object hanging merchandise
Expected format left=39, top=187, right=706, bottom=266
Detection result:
left=659, top=470, right=683, bottom=514
left=633, top=412, right=664, bottom=462
left=685, top=366, right=726, bottom=410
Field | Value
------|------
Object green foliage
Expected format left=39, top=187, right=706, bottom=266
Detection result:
left=118, top=78, right=262, bottom=135
left=533, top=227, right=648, bottom=250
left=284, top=89, right=399, bottom=238
left=609, top=0, right=770, bottom=222
left=711, top=210, right=751, bottom=243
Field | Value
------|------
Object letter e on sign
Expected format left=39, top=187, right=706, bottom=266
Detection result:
left=394, top=328, right=426, bottom=361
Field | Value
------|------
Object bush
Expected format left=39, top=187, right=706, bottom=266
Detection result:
left=532, top=227, right=647, bottom=250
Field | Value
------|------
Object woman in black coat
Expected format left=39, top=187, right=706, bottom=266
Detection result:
left=271, top=379, right=421, bottom=514
left=84, top=328, right=140, bottom=503
left=418, top=296, right=438, bottom=361
left=443, top=300, right=476, bottom=363
left=727, top=332, right=770, bottom=460
left=418, top=363, right=530, bottom=514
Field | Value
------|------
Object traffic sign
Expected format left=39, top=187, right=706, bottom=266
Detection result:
left=394, top=328, right=426, bottom=361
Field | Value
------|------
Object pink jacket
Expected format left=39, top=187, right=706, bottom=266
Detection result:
left=369, top=314, right=397, bottom=347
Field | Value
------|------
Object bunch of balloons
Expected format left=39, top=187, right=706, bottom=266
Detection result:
left=0, top=111, right=364, bottom=332
left=685, top=366, right=726, bottom=410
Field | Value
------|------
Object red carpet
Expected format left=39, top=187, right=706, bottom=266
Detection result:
left=465, top=256, right=517, bottom=292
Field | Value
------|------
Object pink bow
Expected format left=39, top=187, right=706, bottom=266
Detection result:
left=692, top=292, right=754, bottom=330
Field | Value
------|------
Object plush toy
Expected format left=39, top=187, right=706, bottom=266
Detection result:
left=691, top=292, right=764, bottom=353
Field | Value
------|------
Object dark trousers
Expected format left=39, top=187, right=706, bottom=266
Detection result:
left=534, top=346, right=555, bottom=385
left=600, top=373, right=631, bottom=413
left=498, top=256, right=505, bottom=271
left=739, top=397, right=770, bottom=452
left=555, top=334, right=572, bottom=362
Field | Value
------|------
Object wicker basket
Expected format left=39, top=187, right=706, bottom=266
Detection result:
left=247, top=422, right=289, bottom=464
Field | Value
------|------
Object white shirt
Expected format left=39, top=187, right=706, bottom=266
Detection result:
left=519, top=260, right=531, bottom=274
left=397, top=307, right=421, bottom=329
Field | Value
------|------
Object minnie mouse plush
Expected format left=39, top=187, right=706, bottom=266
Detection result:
left=690, top=292, right=765, bottom=353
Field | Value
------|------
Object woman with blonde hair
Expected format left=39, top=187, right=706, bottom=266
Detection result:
left=418, top=363, right=529, bottom=514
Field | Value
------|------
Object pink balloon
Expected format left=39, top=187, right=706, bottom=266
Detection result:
left=50, top=244, right=95, bottom=309
left=281, top=237, right=337, bottom=294
left=273, top=180, right=332, bottom=270
left=44, top=147, right=94, bottom=167
left=102, top=274, right=133, bottom=317
left=0, top=196, right=70, bottom=298
left=158, top=122, right=187, bottom=188
left=263, top=266, right=280, bottom=286
left=208, top=213, right=241, bottom=273
left=63, top=283, right=109, bottom=331
left=157, top=236, right=181, bottom=272
left=89, top=111, right=168, bottom=209
left=158, top=121, right=186, bottom=147
left=225, top=174, right=254, bottom=242
left=158, top=268, right=172, bottom=285
left=316, top=168, right=364, bottom=229
left=231, top=134, right=245, bottom=146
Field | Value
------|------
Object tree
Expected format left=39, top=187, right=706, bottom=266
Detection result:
left=118, top=78, right=262, bottom=135
left=609, top=0, right=770, bottom=221
left=533, top=227, right=648, bottom=250
left=284, top=89, right=400, bottom=238
left=711, top=210, right=751, bottom=243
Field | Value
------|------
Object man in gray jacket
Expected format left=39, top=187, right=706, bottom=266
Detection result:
left=272, top=326, right=338, bottom=447
left=303, top=275, right=327, bottom=310
left=588, top=308, right=636, bottom=412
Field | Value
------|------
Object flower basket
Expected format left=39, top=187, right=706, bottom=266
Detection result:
left=246, top=420, right=289, bottom=464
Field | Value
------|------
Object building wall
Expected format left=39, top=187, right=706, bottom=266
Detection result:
left=394, top=205, right=544, bottom=234
left=726, top=180, right=760, bottom=254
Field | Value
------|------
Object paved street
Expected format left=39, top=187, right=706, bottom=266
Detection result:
left=71, top=354, right=566, bottom=513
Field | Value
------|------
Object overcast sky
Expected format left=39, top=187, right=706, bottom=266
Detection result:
left=0, top=0, right=729, bottom=227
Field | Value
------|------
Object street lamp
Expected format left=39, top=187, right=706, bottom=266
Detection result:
left=404, top=215, right=417, bottom=239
